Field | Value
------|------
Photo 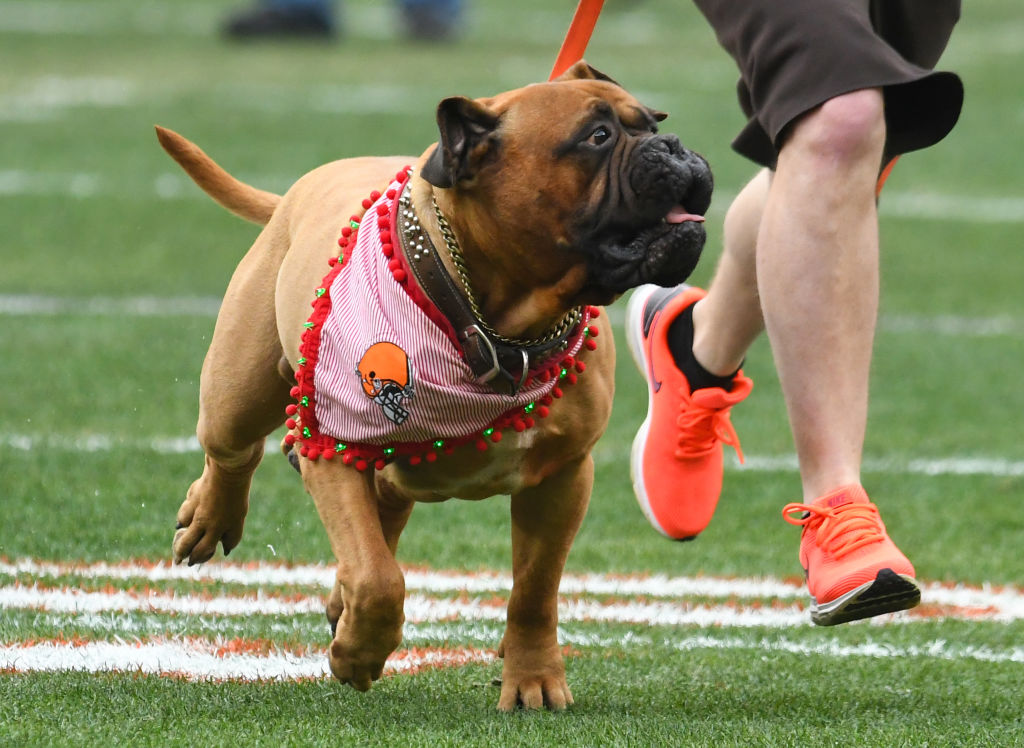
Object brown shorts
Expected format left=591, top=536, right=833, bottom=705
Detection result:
left=692, top=0, right=964, bottom=167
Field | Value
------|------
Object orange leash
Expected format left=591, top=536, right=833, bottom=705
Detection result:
left=876, top=156, right=900, bottom=197
left=549, top=0, right=606, bottom=80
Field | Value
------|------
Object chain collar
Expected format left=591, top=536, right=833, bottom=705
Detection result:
left=428, top=194, right=583, bottom=349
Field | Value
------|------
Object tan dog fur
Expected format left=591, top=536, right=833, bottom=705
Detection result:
left=158, top=63, right=692, bottom=711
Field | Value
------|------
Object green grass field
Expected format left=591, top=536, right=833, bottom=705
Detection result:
left=2, top=0, right=1023, bottom=744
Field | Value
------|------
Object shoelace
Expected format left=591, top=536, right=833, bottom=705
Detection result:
left=782, top=501, right=885, bottom=559
left=674, top=388, right=744, bottom=463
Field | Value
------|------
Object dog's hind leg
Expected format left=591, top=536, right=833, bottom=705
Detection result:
left=498, top=455, right=593, bottom=711
left=302, top=459, right=407, bottom=691
left=173, top=227, right=293, bottom=566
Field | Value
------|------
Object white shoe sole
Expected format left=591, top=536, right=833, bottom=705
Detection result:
left=625, top=284, right=673, bottom=539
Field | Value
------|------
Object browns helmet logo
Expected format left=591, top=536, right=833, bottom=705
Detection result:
left=355, top=342, right=414, bottom=425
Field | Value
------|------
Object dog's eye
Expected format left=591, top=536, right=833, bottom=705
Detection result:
left=586, top=126, right=611, bottom=146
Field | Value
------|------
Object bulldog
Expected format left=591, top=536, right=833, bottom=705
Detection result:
left=158, top=61, right=712, bottom=711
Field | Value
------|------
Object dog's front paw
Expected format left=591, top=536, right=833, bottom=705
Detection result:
left=328, top=623, right=400, bottom=692
left=496, top=641, right=573, bottom=711
left=172, top=473, right=248, bottom=566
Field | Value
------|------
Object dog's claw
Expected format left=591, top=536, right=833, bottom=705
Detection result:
left=497, top=677, right=574, bottom=712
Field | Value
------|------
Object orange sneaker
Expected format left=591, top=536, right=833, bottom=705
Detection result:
left=626, top=284, right=753, bottom=540
left=783, top=485, right=921, bottom=626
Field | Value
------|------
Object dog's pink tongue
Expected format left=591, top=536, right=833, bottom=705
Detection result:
left=665, top=204, right=705, bottom=224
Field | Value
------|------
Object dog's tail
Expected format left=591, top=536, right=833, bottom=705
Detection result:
left=155, top=126, right=281, bottom=226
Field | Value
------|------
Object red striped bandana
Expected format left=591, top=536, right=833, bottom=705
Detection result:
left=285, top=172, right=594, bottom=470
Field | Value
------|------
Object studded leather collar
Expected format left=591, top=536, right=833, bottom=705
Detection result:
left=395, top=181, right=582, bottom=396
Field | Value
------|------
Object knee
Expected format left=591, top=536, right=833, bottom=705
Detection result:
left=785, top=89, right=886, bottom=167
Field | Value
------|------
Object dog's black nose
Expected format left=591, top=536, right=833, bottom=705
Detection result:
left=650, top=133, right=683, bottom=156
left=682, top=152, right=713, bottom=216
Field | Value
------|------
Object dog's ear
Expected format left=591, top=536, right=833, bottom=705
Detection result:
left=554, top=60, right=621, bottom=87
left=420, top=96, right=500, bottom=188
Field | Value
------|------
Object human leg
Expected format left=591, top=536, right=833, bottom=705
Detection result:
left=757, top=89, right=884, bottom=500
left=631, top=89, right=918, bottom=623
left=757, top=89, right=918, bottom=623
left=689, top=167, right=770, bottom=377
left=630, top=85, right=885, bottom=507
left=626, top=162, right=770, bottom=540
left=665, top=89, right=887, bottom=499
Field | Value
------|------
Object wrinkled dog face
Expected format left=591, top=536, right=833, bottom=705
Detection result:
left=565, top=104, right=713, bottom=299
left=419, top=62, right=713, bottom=304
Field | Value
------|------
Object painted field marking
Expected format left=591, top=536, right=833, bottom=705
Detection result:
left=5, top=558, right=1023, bottom=610
left=0, top=77, right=136, bottom=122
left=3, top=0, right=1019, bottom=60
left=879, top=191, right=1024, bottom=224
left=16, top=613, right=1024, bottom=669
left=0, top=2, right=211, bottom=35
left=3, top=294, right=1022, bottom=343
left=4, top=430, right=1021, bottom=478
left=3, top=559, right=1023, bottom=623
left=732, top=454, right=1024, bottom=478
left=0, top=582, right=810, bottom=627
left=0, top=638, right=493, bottom=682
left=663, top=634, right=1024, bottom=665
left=1, top=631, right=1022, bottom=684
left=0, top=293, right=223, bottom=317
left=3, top=164, right=1023, bottom=222
left=4, top=556, right=1024, bottom=682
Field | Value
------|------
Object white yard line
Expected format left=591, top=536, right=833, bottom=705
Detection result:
left=26, top=615, right=1024, bottom=669
left=1, top=633, right=1021, bottom=683
left=2, top=164, right=1023, bottom=223
left=5, top=558, right=1022, bottom=611
left=878, top=313, right=1024, bottom=338
left=0, top=433, right=201, bottom=455
left=599, top=304, right=1024, bottom=338
left=0, top=583, right=813, bottom=627
left=4, top=0, right=1021, bottom=60
left=0, top=2, right=211, bottom=35
left=879, top=192, right=1024, bottom=224
left=664, top=634, right=1024, bottom=664
left=4, top=1, right=421, bottom=42
left=0, top=293, right=223, bottom=317
left=0, top=638, right=493, bottom=681
left=732, top=454, right=1024, bottom=478
left=4, top=429, right=1021, bottom=478
left=3, top=557, right=1023, bottom=681
left=4, top=293, right=1022, bottom=342
left=2, top=563, right=1023, bottom=622
left=0, top=77, right=136, bottom=123
left=0, top=169, right=291, bottom=200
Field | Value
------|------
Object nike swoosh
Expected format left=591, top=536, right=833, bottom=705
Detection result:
left=646, top=310, right=663, bottom=393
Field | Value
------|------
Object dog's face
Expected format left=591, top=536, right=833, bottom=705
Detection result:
left=420, top=61, right=712, bottom=304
